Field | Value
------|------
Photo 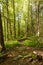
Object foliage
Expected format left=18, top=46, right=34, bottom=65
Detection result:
left=0, top=0, right=43, bottom=50
left=24, top=40, right=33, bottom=46
left=5, top=40, right=20, bottom=48
left=24, top=36, right=43, bottom=48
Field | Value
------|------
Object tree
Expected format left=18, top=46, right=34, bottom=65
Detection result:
left=30, top=4, right=35, bottom=35
left=13, top=0, right=16, bottom=39
left=2, top=5, right=6, bottom=41
left=6, top=0, right=9, bottom=40
left=0, top=5, right=5, bottom=51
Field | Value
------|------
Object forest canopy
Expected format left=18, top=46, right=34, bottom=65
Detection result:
left=0, top=0, right=43, bottom=65
left=0, top=0, right=43, bottom=51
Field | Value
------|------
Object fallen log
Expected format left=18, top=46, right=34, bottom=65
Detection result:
left=18, top=37, right=31, bottom=42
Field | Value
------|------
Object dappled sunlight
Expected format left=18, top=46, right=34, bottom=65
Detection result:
left=0, top=0, right=43, bottom=65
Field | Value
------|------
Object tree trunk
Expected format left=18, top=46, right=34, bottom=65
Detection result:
left=0, top=8, right=5, bottom=51
left=9, top=22, right=12, bottom=40
left=30, top=5, right=35, bottom=36
left=13, top=0, right=16, bottom=39
left=18, top=18, right=20, bottom=38
left=3, top=7, right=6, bottom=41
left=6, top=0, right=9, bottom=40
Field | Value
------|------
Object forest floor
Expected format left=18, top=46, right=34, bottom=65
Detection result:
left=0, top=44, right=43, bottom=65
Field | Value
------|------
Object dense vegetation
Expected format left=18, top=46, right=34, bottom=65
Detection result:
left=0, top=0, right=43, bottom=65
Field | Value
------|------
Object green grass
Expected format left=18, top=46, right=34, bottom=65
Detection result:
left=5, top=36, right=43, bottom=49
left=24, top=40, right=43, bottom=48
left=24, top=40, right=34, bottom=46
left=5, top=40, right=20, bottom=48
left=24, top=40, right=37, bottom=47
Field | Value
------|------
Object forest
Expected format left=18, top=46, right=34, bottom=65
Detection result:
left=0, top=0, right=43, bottom=65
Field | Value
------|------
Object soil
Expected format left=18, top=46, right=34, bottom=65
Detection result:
left=0, top=44, right=43, bottom=65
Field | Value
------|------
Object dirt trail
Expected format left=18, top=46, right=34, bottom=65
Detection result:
left=0, top=45, right=43, bottom=65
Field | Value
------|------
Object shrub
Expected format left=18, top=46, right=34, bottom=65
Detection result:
left=24, top=36, right=43, bottom=48
left=24, top=40, right=34, bottom=47
left=13, top=40, right=20, bottom=46
left=5, top=40, right=20, bottom=48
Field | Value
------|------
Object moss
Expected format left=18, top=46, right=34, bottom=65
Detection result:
left=24, top=39, right=43, bottom=48
left=5, top=40, right=20, bottom=48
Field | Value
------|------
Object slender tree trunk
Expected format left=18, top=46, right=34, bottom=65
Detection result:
left=25, top=17, right=28, bottom=37
left=9, top=22, right=12, bottom=39
left=36, top=2, right=40, bottom=36
left=26, top=0, right=30, bottom=37
left=18, top=17, right=20, bottom=37
left=3, top=7, right=6, bottom=41
left=13, top=0, right=16, bottom=39
left=31, top=5, right=33, bottom=35
left=0, top=8, right=5, bottom=51
left=30, top=5, right=35, bottom=36
left=6, top=0, right=9, bottom=40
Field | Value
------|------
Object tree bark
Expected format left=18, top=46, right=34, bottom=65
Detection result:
left=6, top=0, right=9, bottom=40
left=13, top=0, right=16, bottom=39
left=0, top=8, right=5, bottom=51
left=18, top=17, right=20, bottom=37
